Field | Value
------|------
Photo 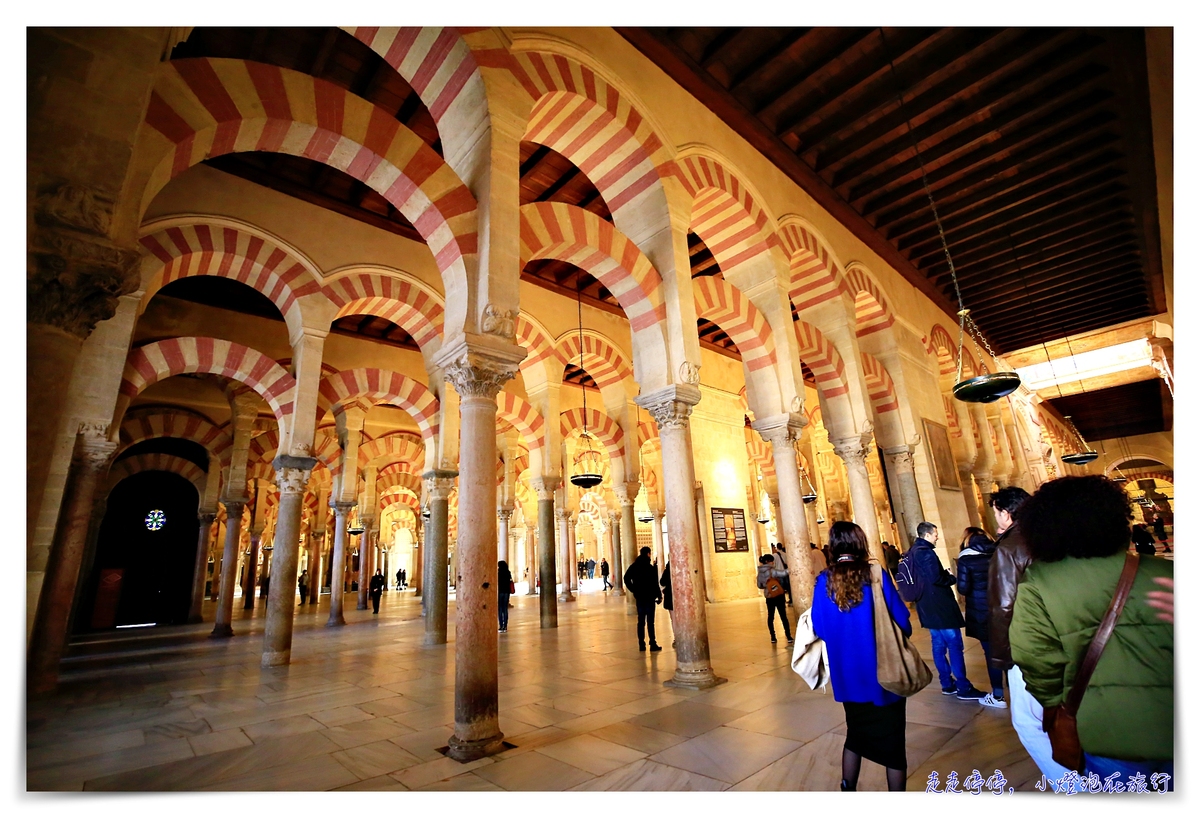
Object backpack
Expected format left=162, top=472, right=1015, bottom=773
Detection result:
left=764, top=576, right=786, bottom=599
left=894, top=552, right=920, bottom=603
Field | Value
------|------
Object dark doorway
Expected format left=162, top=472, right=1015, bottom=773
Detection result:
left=82, top=472, right=200, bottom=630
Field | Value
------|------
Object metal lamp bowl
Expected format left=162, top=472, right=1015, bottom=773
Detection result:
left=1062, top=451, right=1099, bottom=465
left=953, top=372, right=1021, bottom=403
left=802, top=492, right=818, bottom=503
left=569, top=473, right=603, bottom=489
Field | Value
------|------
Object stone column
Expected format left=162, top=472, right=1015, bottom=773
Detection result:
left=28, top=427, right=117, bottom=693
left=209, top=520, right=223, bottom=602
left=883, top=444, right=924, bottom=547
left=412, top=518, right=424, bottom=598
left=607, top=510, right=626, bottom=597
left=356, top=523, right=373, bottom=611
left=831, top=430, right=884, bottom=565
left=211, top=500, right=246, bottom=637
left=326, top=503, right=353, bottom=627
left=308, top=533, right=323, bottom=605
left=497, top=508, right=512, bottom=564
left=440, top=354, right=519, bottom=763
left=243, top=528, right=261, bottom=611
left=188, top=511, right=217, bottom=623
left=422, top=471, right=455, bottom=644
left=262, top=457, right=316, bottom=667
left=636, top=386, right=724, bottom=690
left=650, top=511, right=665, bottom=569
left=973, top=470, right=999, bottom=535
left=568, top=516, right=579, bottom=592
left=556, top=509, right=574, bottom=602
left=616, top=483, right=639, bottom=611
left=524, top=523, right=537, bottom=595
left=756, top=416, right=815, bottom=613
left=532, top=477, right=560, bottom=626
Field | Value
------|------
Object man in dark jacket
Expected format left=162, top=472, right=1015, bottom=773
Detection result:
left=984, top=485, right=1069, bottom=784
left=369, top=569, right=386, bottom=614
left=600, top=558, right=611, bottom=590
left=623, top=547, right=662, bottom=651
left=897, top=522, right=985, bottom=700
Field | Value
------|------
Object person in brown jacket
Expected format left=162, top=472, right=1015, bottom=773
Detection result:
left=986, top=485, right=1070, bottom=786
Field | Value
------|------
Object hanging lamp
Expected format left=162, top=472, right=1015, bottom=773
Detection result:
left=880, top=29, right=1020, bottom=404
left=799, top=464, right=819, bottom=504
left=634, top=407, right=655, bottom=522
left=569, top=280, right=604, bottom=489
left=1060, top=415, right=1099, bottom=466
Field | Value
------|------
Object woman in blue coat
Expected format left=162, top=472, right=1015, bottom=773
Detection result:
left=812, top=521, right=912, bottom=792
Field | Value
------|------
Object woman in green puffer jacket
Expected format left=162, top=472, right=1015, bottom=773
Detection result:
left=1010, top=475, right=1173, bottom=785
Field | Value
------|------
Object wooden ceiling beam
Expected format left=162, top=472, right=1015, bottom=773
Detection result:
left=936, top=223, right=1139, bottom=287
left=749, top=28, right=876, bottom=117
left=727, top=27, right=811, bottom=92
left=959, top=252, right=1143, bottom=307
left=991, top=306, right=1152, bottom=352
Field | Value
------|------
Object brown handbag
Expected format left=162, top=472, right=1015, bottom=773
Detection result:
left=1042, top=552, right=1140, bottom=773
left=871, top=564, right=933, bottom=696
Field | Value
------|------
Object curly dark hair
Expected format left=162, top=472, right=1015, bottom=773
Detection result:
left=1015, top=475, right=1133, bottom=562
left=824, top=521, right=872, bottom=611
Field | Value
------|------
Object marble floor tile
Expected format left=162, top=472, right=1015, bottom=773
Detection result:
left=723, top=696, right=846, bottom=743
left=474, top=750, right=596, bottom=791
left=569, top=758, right=728, bottom=791
left=535, top=733, right=647, bottom=775
left=626, top=701, right=748, bottom=737
left=729, top=732, right=887, bottom=791
left=320, top=716, right=413, bottom=749
left=648, top=726, right=799, bottom=784
left=32, top=737, right=194, bottom=791
left=311, top=706, right=374, bottom=728
left=333, top=773, right=411, bottom=791
left=199, top=752, right=358, bottom=791
left=588, top=721, right=688, bottom=755
left=242, top=714, right=324, bottom=742
left=188, top=728, right=253, bottom=756
left=389, top=755, right=494, bottom=790
left=331, top=738, right=423, bottom=779
left=416, top=771, right=504, bottom=791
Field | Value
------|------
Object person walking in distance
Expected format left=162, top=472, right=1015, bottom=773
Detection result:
left=812, top=521, right=912, bottom=792
left=497, top=560, right=513, bottom=633
left=368, top=569, right=386, bottom=614
left=985, top=486, right=1071, bottom=785
left=895, top=522, right=986, bottom=700
left=297, top=570, right=309, bottom=606
left=771, top=543, right=793, bottom=604
left=1151, top=513, right=1170, bottom=553
left=757, top=553, right=793, bottom=644
left=395, top=567, right=402, bottom=590
left=587, top=557, right=596, bottom=579
left=600, top=557, right=612, bottom=590
left=956, top=531, right=1006, bottom=708
left=623, top=546, right=662, bottom=651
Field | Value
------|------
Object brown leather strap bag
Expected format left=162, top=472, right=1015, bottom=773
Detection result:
left=1042, top=552, right=1140, bottom=773
left=871, top=564, right=933, bottom=697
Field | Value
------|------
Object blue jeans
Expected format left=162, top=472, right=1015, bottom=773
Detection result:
left=977, top=639, right=1005, bottom=696
left=498, top=593, right=510, bottom=629
left=928, top=628, right=971, bottom=693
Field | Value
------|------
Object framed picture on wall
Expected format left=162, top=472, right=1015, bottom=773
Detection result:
left=922, top=418, right=961, bottom=491
left=710, top=507, right=750, bottom=552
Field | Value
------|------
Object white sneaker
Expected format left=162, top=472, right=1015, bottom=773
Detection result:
left=979, top=693, right=1007, bottom=709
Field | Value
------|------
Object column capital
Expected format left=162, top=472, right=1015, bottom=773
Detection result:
left=435, top=334, right=525, bottom=400
left=497, top=507, right=513, bottom=522
left=332, top=500, right=357, bottom=515
left=273, top=455, right=316, bottom=496
left=883, top=444, right=917, bottom=472
left=613, top=481, right=640, bottom=505
left=198, top=511, right=218, bottom=525
left=221, top=497, right=248, bottom=516
left=635, top=384, right=701, bottom=431
left=751, top=412, right=806, bottom=446
left=422, top=469, right=457, bottom=501
left=75, top=422, right=118, bottom=469
left=531, top=476, right=561, bottom=500
left=830, top=432, right=872, bottom=468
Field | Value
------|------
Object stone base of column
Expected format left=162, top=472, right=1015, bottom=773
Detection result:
left=210, top=624, right=233, bottom=638
left=558, top=590, right=574, bottom=602
left=422, top=631, right=447, bottom=646
left=325, top=615, right=345, bottom=628
left=262, top=649, right=289, bottom=668
left=356, top=601, right=368, bottom=610
left=446, top=732, right=506, bottom=762
left=664, top=669, right=727, bottom=690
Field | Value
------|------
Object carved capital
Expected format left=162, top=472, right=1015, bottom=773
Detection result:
left=276, top=467, right=313, bottom=497
left=884, top=446, right=916, bottom=473
left=614, top=481, right=640, bottom=506
left=636, top=384, right=701, bottom=432
left=422, top=469, right=457, bottom=502
left=531, top=476, right=561, bottom=501
left=443, top=355, right=517, bottom=400
left=198, top=511, right=218, bottom=525
left=497, top=507, right=513, bottom=522
left=480, top=304, right=517, bottom=340
left=332, top=500, right=357, bottom=518
left=222, top=499, right=247, bottom=519
left=830, top=433, right=870, bottom=469
left=75, top=423, right=117, bottom=470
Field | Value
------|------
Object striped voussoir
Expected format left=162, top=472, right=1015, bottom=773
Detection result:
left=245, top=461, right=276, bottom=486
left=375, top=471, right=423, bottom=496
left=380, top=491, right=422, bottom=516
left=928, top=324, right=960, bottom=377
left=139, top=58, right=476, bottom=277
left=249, top=427, right=281, bottom=465
left=107, top=453, right=207, bottom=498
left=559, top=407, right=625, bottom=461
left=520, top=202, right=664, bottom=334
left=860, top=353, right=900, bottom=415
left=514, top=313, right=566, bottom=377
left=745, top=435, right=776, bottom=480
left=358, top=433, right=424, bottom=472
left=119, top=410, right=234, bottom=470
left=119, top=337, right=297, bottom=424
left=844, top=266, right=896, bottom=337
left=512, top=51, right=671, bottom=217
left=778, top=221, right=850, bottom=313
left=311, top=429, right=342, bottom=476
left=317, top=368, right=440, bottom=442
left=636, top=419, right=659, bottom=448
left=676, top=156, right=778, bottom=268
left=693, top=276, right=777, bottom=372
left=554, top=332, right=633, bottom=390
left=139, top=222, right=321, bottom=334
left=944, top=395, right=961, bottom=435
left=323, top=272, right=445, bottom=350
left=793, top=321, right=849, bottom=401
left=495, top=392, right=546, bottom=460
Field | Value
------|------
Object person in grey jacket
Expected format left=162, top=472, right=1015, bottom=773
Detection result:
left=757, top=553, right=793, bottom=644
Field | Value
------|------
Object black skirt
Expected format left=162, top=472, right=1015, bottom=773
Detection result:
left=842, top=699, right=907, bottom=770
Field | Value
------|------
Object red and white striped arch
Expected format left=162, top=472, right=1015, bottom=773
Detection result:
left=119, top=410, right=233, bottom=470
left=693, top=276, right=777, bottom=373
left=511, top=51, right=672, bottom=220
left=496, top=392, right=546, bottom=462
left=859, top=353, right=900, bottom=415
left=746, top=435, right=776, bottom=481
left=376, top=471, right=423, bottom=496
left=778, top=218, right=850, bottom=312
left=521, top=202, right=665, bottom=334
left=311, top=427, right=342, bottom=476
left=514, top=312, right=564, bottom=383
left=675, top=154, right=778, bottom=271
left=379, top=462, right=417, bottom=478
left=249, top=426, right=281, bottom=465
left=844, top=265, right=896, bottom=337
left=137, top=58, right=477, bottom=291
left=117, top=338, right=296, bottom=427
left=928, top=323, right=980, bottom=380
left=108, top=453, right=206, bottom=498
left=317, top=368, right=440, bottom=442
left=637, top=419, right=659, bottom=450
left=559, top=407, right=625, bottom=462
left=322, top=270, right=445, bottom=351
left=554, top=331, right=633, bottom=392
left=138, top=222, right=322, bottom=339
left=358, top=432, right=424, bottom=472
left=793, top=321, right=849, bottom=401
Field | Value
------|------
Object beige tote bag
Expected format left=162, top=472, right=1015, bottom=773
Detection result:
left=871, top=564, right=933, bottom=697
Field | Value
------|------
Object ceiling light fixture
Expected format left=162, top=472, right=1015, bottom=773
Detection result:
left=569, top=279, right=604, bottom=489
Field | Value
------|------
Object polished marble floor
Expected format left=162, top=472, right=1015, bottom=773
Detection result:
left=27, top=581, right=1048, bottom=792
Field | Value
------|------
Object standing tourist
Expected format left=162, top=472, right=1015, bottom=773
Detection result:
left=623, top=547, right=662, bottom=651
left=600, top=558, right=612, bottom=590
left=956, top=531, right=1005, bottom=707
left=812, top=521, right=912, bottom=792
left=368, top=569, right=385, bottom=614
left=297, top=570, right=309, bottom=606
left=756, top=553, right=793, bottom=644
left=497, top=560, right=513, bottom=633
left=660, top=561, right=674, bottom=649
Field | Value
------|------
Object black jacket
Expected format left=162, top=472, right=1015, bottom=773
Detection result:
left=369, top=574, right=386, bottom=595
left=660, top=563, right=673, bottom=611
left=497, top=564, right=512, bottom=598
left=956, top=536, right=996, bottom=640
left=898, top=538, right=964, bottom=630
left=600, top=560, right=610, bottom=576
left=623, top=555, right=661, bottom=604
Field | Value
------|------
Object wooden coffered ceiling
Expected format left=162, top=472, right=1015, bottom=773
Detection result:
left=618, top=27, right=1167, bottom=355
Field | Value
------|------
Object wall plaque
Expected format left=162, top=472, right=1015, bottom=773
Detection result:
left=710, top=507, right=749, bottom=552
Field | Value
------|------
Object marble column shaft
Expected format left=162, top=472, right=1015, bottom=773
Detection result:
left=608, top=510, right=626, bottom=596
left=307, top=534, right=323, bottom=605
left=326, top=503, right=353, bottom=627
left=188, top=511, right=217, bottom=623
left=497, top=508, right=512, bottom=564
left=524, top=525, right=538, bottom=595
left=28, top=430, right=116, bottom=693
left=211, top=501, right=246, bottom=637
left=619, top=496, right=638, bottom=612
left=831, top=432, right=885, bottom=565
left=262, top=459, right=315, bottom=667
left=883, top=445, right=924, bottom=546
left=763, top=424, right=815, bottom=613
left=650, top=512, right=665, bottom=568
left=243, top=530, right=260, bottom=610
left=557, top=509, right=574, bottom=602
left=356, top=525, right=372, bottom=610
left=422, top=472, right=454, bottom=645
left=534, top=478, right=560, bottom=626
